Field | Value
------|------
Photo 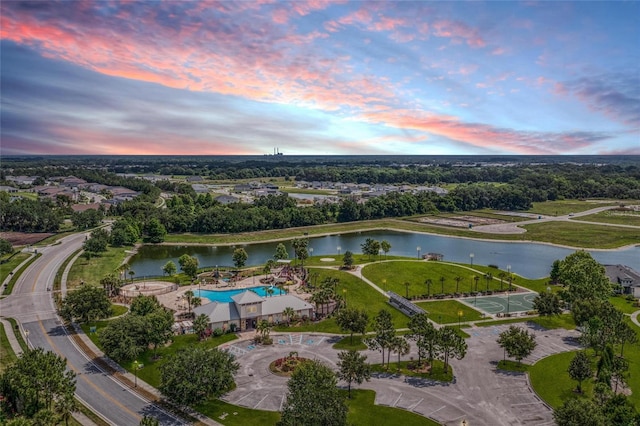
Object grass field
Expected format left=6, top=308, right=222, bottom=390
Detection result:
left=576, top=210, right=640, bottom=226
left=0, top=252, right=30, bottom=286
left=344, top=390, right=440, bottom=426
left=333, top=335, right=368, bottom=350
left=67, top=246, right=129, bottom=289
left=415, top=299, right=484, bottom=324
left=276, top=268, right=409, bottom=333
left=0, top=321, right=19, bottom=373
left=608, top=295, right=640, bottom=314
left=2, top=253, right=41, bottom=295
left=362, top=261, right=514, bottom=298
left=528, top=200, right=626, bottom=216
left=522, top=221, right=640, bottom=249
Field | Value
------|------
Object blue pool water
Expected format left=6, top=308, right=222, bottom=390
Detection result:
left=196, top=287, right=275, bottom=303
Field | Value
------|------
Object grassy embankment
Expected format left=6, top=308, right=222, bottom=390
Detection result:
left=0, top=252, right=31, bottom=287
left=574, top=210, right=640, bottom=227
left=527, top=199, right=629, bottom=216
left=2, top=253, right=41, bottom=295
left=67, top=247, right=129, bottom=289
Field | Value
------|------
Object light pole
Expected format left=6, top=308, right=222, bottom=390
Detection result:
left=458, top=310, right=463, bottom=329
left=507, top=264, right=511, bottom=291
left=470, top=253, right=474, bottom=266
left=24, top=329, right=30, bottom=348
left=382, top=279, right=387, bottom=292
left=343, top=289, right=347, bottom=306
left=417, top=246, right=421, bottom=259
left=309, top=247, right=313, bottom=258
left=337, top=246, right=341, bottom=255
left=507, top=290, right=510, bottom=316
left=133, top=360, right=143, bottom=388
left=379, top=248, right=383, bottom=259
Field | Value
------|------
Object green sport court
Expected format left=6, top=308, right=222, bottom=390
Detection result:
left=461, top=292, right=537, bottom=315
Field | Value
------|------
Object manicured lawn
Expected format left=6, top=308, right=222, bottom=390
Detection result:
left=67, top=246, right=129, bottom=289
left=195, top=397, right=281, bottom=426
left=497, top=360, right=529, bottom=373
left=576, top=210, right=640, bottom=226
left=333, top=335, right=368, bottom=351
left=0, top=252, right=30, bottom=287
left=277, top=268, right=409, bottom=333
left=2, top=253, right=40, bottom=295
left=362, top=261, right=512, bottom=298
left=529, top=350, right=595, bottom=409
left=110, top=304, right=129, bottom=317
left=304, top=254, right=411, bottom=268
left=415, top=300, right=484, bottom=324
left=608, top=295, right=640, bottom=314
left=0, top=321, right=18, bottom=373
left=370, top=359, right=453, bottom=382
left=522, top=221, right=640, bottom=249
left=529, top=314, right=576, bottom=330
left=344, top=389, right=440, bottom=426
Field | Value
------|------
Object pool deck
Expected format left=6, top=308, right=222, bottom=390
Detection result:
left=155, top=272, right=312, bottom=314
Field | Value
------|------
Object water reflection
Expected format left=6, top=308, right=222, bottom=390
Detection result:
left=129, top=230, right=639, bottom=279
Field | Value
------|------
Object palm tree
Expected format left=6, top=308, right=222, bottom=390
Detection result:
left=192, top=296, right=202, bottom=310
left=257, top=319, right=271, bottom=340
left=439, top=276, right=445, bottom=295
left=129, top=269, right=135, bottom=283
left=424, top=279, right=432, bottom=298
left=266, top=287, right=275, bottom=298
left=404, top=281, right=411, bottom=299
left=454, top=276, right=462, bottom=294
left=498, top=272, right=506, bottom=291
left=283, top=307, right=295, bottom=326
left=183, top=290, right=195, bottom=313
left=193, top=313, right=209, bottom=340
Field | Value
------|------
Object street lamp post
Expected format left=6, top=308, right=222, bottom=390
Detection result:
left=417, top=246, right=421, bottom=259
left=507, top=264, right=512, bottom=291
left=470, top=253, right=474, bottom=266
left=309, top=247, right=313, bottom=257
left=337, top=246, right=341, bottom=255
left=343, top=289, right=347, bottom=306
left=382, top=279, right=387, bottom=292
left=507, top=291, right=510, bottom=316
left=133, top=360, right=143, bottom=388
left=458, top=310, right=463, bottom=329
left=24, top=329, right=29, bottom=348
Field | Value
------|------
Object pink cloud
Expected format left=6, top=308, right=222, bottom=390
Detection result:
left=432, top=20, right=486, bottom=48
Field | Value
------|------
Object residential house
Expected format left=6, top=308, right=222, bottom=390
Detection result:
left=605, top=265, right=640, bottom=298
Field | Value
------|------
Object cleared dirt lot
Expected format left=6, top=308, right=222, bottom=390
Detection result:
left=0, top=232, right=54, bottom=246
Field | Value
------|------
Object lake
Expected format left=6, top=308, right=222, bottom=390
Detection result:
left=128, top=230, right=640, bottom=279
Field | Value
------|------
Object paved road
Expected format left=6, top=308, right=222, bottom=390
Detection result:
left=221, top=324, right=580, bottom=426
left=0, top=233, right=186, bottom=426
left=472, top=205, right=633, bottom=234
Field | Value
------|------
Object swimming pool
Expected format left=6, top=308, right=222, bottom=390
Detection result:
left=196, top=287, right=283, bottom=303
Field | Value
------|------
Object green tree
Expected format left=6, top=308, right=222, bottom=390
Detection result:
left=558, top=251, right=611, bottom=303
left=59, top=284, right=112, bottom=324
left=497, top=325, right=537, bottom=365
left=100, top=273, right=122, bottom=298
left=279, top=360, right=347, bottom=426
left=232, top=248, right=248, bottom=270
left=342, top=250, right=354, bottom=269
left=282, top=307, right=296, bottom=326
left=360, top=238, right=380, bottom=260
left=99, top=315, right=146, bottom=362
left=336, top=350, right=371, bottom=398
left=0, top=237, right=14, bottom=256
left=291, top=238, right=308, bottom=266
left=178, top=254, right=199, bottom=280
left=257, top=320, right=272, bottom=342
left=193, top=313, right=209, bottom=340
left=553, top=398, right=605, bottom=426
left=390, top=336, right=411, bottom=364
left=335, top=307, right=369, bottom=344
left=380, top=240, right=391, bottom=258
left=130, top=295, right=162, bottom=316
left=83, top=228, right=109, bottom=255
left=437, top=326, right=467, bottom=374
left=407, top=312, right=437, bottom=368
left=139, top=416, right=160, bottom=426
left=183, top=290, right=196, bottom=314
left=144, top=218, right=167, bottom=243
left=549, top=259, right=561, bottom=284
left=159, top=348, right=239, bottom=407
left=533, top=291, right=563, bottom=316
left=365, top=309, right=395, bottom=366
left=162, top=260, right=177, bottom=276
left=274, top=243, right=289, bottom=260
left=0, top=348, right=76, bottom=419
left=145, top=308, right=174, bottom=358
left=568, top=351, right=592, bottom=393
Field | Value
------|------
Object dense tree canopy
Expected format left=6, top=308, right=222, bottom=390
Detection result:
left=59, top=284, right=112, bottom=324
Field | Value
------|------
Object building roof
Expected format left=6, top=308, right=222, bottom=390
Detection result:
left=194, top=301, right=240, bottom=323
left=261, top=295, right=313, bottom=316
left=605, top=264, right=640, bottom=287
left=231, top=290, right=264, bottom=305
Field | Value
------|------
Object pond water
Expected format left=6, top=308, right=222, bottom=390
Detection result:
left=129, top=230, right=640, bottom=279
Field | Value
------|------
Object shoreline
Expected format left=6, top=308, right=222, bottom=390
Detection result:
left=157, top=224, right=639, bottom=252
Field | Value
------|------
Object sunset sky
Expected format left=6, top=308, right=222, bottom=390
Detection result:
left=1, top=1, right=639, bottom=156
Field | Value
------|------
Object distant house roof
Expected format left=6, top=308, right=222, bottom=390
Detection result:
left=215, top=195, right=239, bottom=204
left=0, top=186, right=18, bottom=193
left=605, top=264, right=640, bottom=288
left=231, top=290, right=264, bottom=305
left=192, top=184, right=208, bottom=193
